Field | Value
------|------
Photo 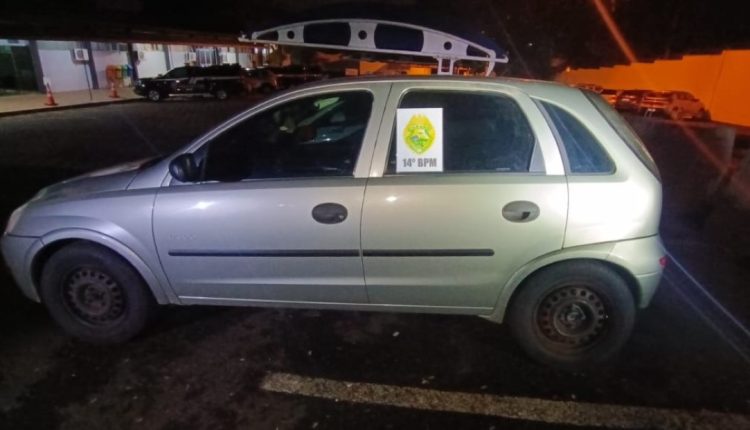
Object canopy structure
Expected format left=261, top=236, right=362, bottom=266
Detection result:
left=240, top=19, right=508, bottom=76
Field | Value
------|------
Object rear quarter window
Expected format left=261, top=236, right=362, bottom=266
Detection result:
left=540, top=101, right=614, bottom=174
left=583, top=90, right=661, bottom=180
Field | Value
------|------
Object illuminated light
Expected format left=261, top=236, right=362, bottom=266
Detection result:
left=659, top=256, right=668, bottom=268
left=589, top=0, right=750, bottom=204
left=192, top=201, right=215, bottom=210
left=592, top=0, right=637, bottom=63
left=385, top=195, right=398, bottom=203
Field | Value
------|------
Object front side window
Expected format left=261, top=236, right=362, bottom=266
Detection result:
left=386, top=91, right=536, bottom=174
left=200, top=91, right=373, bottom=182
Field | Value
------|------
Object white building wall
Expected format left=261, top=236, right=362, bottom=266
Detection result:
left=92, top=50, right=128, bottom=87
left=224, top=51, right=238, bottom=64
left=38, top=48, right=91, bottom=92
left=166, top=45, right=189, bottom=69
left=136, top=51, right=167, bottom=79
left=237, top=52, right=252, bottom=67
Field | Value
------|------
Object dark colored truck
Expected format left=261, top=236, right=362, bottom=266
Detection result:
left=266, top=65, right=327, bottom=89
left=134, top=64, right=249, bottom=101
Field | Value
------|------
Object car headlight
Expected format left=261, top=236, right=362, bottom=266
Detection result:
left=4, top=204, right=26, bottom=235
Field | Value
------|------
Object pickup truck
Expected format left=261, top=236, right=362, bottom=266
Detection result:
left=134, top=64, right=249, bottom=101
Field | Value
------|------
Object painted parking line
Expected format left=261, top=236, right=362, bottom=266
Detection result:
left=261, top=372, right=750, bottom=430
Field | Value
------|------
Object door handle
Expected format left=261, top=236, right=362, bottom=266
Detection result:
left=312, top=203, right=348, bottom=224
left=502, top=201, right=540, bottom=223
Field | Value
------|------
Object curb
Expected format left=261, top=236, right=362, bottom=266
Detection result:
left=0, top=98, right=143, bottom=118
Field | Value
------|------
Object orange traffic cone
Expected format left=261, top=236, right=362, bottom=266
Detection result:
left=44, top=83, right=57, bottom=106
left=108, top=81, right=120, bottom=99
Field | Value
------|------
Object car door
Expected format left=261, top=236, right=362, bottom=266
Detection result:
left=360, top=83, right=568, bottom=311
left=188, top=67, right=209, bottom=94
left=152, top=84, right=389, bottom=304
left=159, top=67, right=190, bottom=94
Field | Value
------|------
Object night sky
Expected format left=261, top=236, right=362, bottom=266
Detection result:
left=2, top=0, right=749, bottom=78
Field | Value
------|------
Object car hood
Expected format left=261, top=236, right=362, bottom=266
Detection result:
left=33, top=158, right=154, bottom=202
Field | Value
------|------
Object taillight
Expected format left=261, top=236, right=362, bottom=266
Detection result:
left=659, top=256, right=668, bottom=268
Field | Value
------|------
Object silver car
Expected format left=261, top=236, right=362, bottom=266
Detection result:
left=2, top=77, right=665, bottom=368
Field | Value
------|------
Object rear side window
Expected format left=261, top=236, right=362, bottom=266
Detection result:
left=386, top=91, right=536, bottom=174
left=541, top=101, right=615, bottom=174
left=583, top=91, right=661, bottom=180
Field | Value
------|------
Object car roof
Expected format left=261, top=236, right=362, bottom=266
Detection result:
left=288, top=75, right=581, bottom=98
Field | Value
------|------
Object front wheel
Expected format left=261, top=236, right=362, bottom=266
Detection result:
left=507, top=261, right=635, bottom=370
left=39, top=242, right=157, bottom=344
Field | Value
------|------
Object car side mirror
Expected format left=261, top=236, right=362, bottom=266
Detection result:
left=169, top=153, right=199, bottom=182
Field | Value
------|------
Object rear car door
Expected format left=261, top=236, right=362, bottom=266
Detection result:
left=360, top=82, right=568, bottom=311
left=152, top=84, right=389, bottom=304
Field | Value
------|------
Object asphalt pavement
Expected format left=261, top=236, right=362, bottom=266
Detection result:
left=0, top=98, right=748, bottom=430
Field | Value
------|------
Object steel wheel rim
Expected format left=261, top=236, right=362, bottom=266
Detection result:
left=536, top=286, right=608, bottom=350
left=62, top=268, right=126, bottom=325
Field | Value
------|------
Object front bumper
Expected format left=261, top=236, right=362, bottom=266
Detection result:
left=133, top=86, right=147, bottom=96
left=1, top=234, right=42, bottom=302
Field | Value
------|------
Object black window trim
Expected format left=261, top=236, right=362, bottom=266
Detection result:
left=534, top=98, right=617, bottom=176
left=188, top=88, right=376, bottom=184
left=383, top=87, right=545, bottom=177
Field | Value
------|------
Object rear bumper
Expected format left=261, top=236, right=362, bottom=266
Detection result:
left=607, top=235, right=666, bottom=308
left=1, top=234, right=42, bottom=302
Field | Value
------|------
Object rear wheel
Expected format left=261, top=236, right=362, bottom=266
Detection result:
left=147, top=89, right=163, bottom=102
left=259, top=84, right=273, bottom=94
left=508, top=261, right=635, bottom=370
left=214, top=88, right=229, bottom=100
left=40, top=242, right=157, bottom=343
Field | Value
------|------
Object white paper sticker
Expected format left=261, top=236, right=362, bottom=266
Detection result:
left=396, top=108, right=443, bottom=172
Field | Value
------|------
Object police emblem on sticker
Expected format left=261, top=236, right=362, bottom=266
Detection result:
left=396, top=108, right=443, bottom=172
left=404, top=114, right=435, bottom=154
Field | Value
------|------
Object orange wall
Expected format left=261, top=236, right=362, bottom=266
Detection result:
left=557, top=50, right=750, bottom=127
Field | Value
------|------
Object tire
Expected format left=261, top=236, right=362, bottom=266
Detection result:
left=214, top=88, right=229, bottom=100
left=147, top=89, right=162, bottom=102
left=507, top=261, right=635, bottom=370
left=259, top=84, right=272, bottom=94
left=39, top=242, right=157, bottom=344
